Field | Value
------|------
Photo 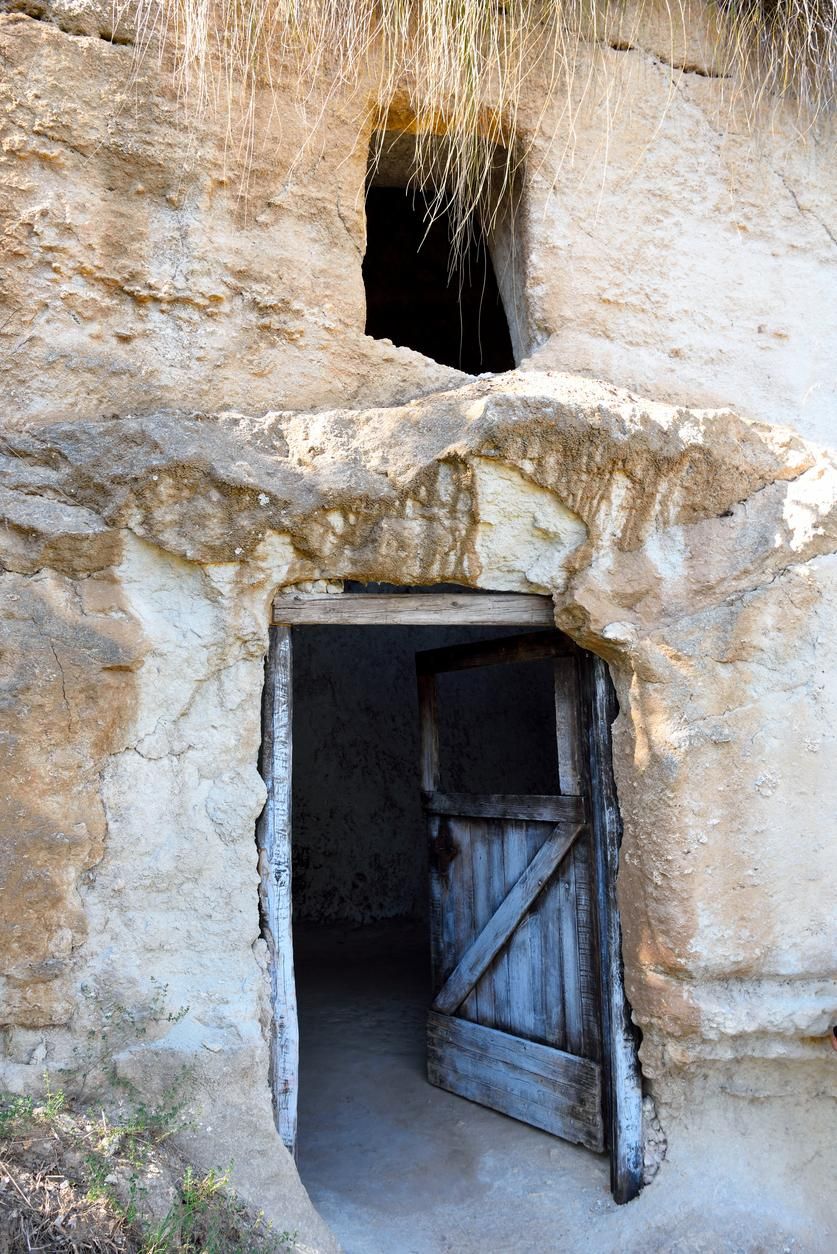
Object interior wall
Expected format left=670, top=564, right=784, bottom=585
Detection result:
left=291, top=623, right=558, bottom=923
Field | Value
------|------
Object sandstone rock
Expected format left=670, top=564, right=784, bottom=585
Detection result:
left=1, top=2, right=835, bottom=1244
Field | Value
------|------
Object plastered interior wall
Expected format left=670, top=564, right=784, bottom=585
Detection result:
left=292, top=623, right=557, bottom=922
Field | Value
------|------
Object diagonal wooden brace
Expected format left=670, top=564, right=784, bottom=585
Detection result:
left=432, top=822, right=586, bottom=1015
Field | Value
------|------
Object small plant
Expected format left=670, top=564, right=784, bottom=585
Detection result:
left=142, top=1165, right=295, bottom=1253
left=83, top=1149, right=111, bottom=1201
left=41, top=1071, right=66, bottom=1120
left=143, top=1164, right=227, bottom=1251
left=125, top=1084, right=191, bottom=1141
left=0, top=1074, right=65, bottom=1134
left=0, top=1091, right=34, bottom=1135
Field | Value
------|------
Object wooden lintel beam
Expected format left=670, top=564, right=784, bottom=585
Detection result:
left=272, top=591, right=555, bottom=627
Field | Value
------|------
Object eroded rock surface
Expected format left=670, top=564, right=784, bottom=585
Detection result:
left=1, top=4, right=835, bottom=440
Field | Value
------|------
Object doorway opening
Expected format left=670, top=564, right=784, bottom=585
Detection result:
left=291, top=621, right=598, bottom=1248
left=257, top=587, right=643, bottom=1249
left=363, top=135, right=516, bottom=373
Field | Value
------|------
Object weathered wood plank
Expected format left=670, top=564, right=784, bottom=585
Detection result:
left=557, top=841, right=584, bottom=1056
left=428, top=1014, right=601, bottom=1110
left=427, top=1012, right=604, bottom=1152
left=505, top=820, right=534, bottom=1038
left=470, top=825, right=496, bottom=1027
left=416, top=631, right=577, bottom=675
left=417, top=671, right=440, bottom=792
left=525, top=823, right=548, bottom=1045
left=554, top=657, right=584, bottom=795
left=273, top=591, right=555, bottom=626
left=581, top=654, right=644, bottom=1204
left=454, top=819, right=479, bottom=1021
left=554, top=832, right=603, bottom=1062
left=429, top=1011, right=599, bottom=1091
left=573, top=832, right=603, bottom=1061
left=423, top=792, right=583, bottom=822
left=432, top=822, right=584, bottom=1015
left=541, top=867, right=566, bottom=1051
left=434, top=819, right=462, bottom=989
left=553, top=657, right=592, bottom=1057
left=255, top=626, right=298, bottom=1155
left=431, top=1035, right=600, bottom=1112
left=427, top=813, right=446, bottom=992
left=485, top=818, right=509, bottom=1029
left=428, top=1054, right=603, bottom=1151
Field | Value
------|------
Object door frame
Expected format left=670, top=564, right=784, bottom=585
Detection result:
left=259, top=589, right=643, bottom=1202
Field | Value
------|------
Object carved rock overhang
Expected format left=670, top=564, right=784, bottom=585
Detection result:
left=3, top=370, right=835, bottom=633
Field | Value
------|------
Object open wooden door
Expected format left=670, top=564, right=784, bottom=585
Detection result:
left=416, top=630, right=643, bottom=1198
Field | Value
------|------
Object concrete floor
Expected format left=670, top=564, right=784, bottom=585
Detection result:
left=294, top=923, right=824, bottom=1254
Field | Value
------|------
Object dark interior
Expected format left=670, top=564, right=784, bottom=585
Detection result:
left=362, top=187, right=515, bottom=374
left=291, top=622, right=557, bottom=924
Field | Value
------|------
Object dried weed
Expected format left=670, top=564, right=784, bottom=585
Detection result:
left=0, top=1091, right=294, bottom=1253
left=114, top=0, right=835, bottom=234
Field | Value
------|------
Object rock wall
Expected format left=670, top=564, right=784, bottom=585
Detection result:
left=1, top=1, right=836, bottom=1246
left=1, top=2, right=835, bottom=441
left=519, top=59, right=837, bottom=446
left=2, top=373, right=835, bottom=1242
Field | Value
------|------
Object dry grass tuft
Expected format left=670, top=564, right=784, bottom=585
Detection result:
left=121, top=0, right=834, bottom=227
left=0, top=1152, right=132, bottom=1253
left=718, top=0, right=836, bottom=111
left=0, top=1091, right=293, bottom=1253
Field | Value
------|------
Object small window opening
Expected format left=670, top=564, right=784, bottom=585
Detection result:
left=363, top=136, right=516, bottom=374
